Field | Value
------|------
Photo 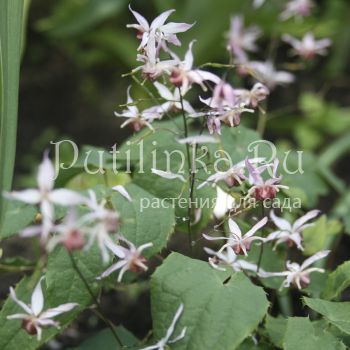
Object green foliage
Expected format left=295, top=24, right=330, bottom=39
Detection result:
left=0, top=199, right=37, bottom=239
left=284, top=317, right=346, bottom=350
left=0, top=246, right=105, bottom=350
left=323, top=261, right=350, bottom=300
left=150, top=253, right=269, bottom=350
left=265, top=315, right=287, bottom=348
left=0, top=0, right=25, bottom=230
left=68, top=327, right=139, bottom=350
left=304, top=297, right=350, bottom=336
left=110, top=183, right=176, bottom=256
left=303, top=215, right=342, bottom=255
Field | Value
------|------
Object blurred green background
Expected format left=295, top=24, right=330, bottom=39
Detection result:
left=17, top=0, right=350, bottom=187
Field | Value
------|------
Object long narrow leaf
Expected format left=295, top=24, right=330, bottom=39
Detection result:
left=0, top=0, right=25, bottom=228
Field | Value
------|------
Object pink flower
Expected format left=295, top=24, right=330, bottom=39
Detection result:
left=262, top=250, right=330, bottom=289
left=127, top=5, right=193, bottom=55
left=245, top=158, right=289, bottom=200
left=197, top=157, right=266, bottom=189
left=114, top=86, right=162, bottom=131
left=168, top=41, right=220, bottom=91
left=7, top=277, right=78, bottom=340
left=226, top=15, right=261, bottom=62
left=266, top=209, right=320, bottom=251
left=203, top=217, right=267, bottom=255
left=282, top=32, right=332, bottom=60
left=280, top=0, right=314, bottom=21
left=204, top=245, right=266, bottom=275
left=97, top=236, right=153, bottom=282
left=234, top=83, right=270, bottom=108
left=245, top=60, right=294, bottom=89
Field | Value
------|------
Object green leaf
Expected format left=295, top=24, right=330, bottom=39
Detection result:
left=283, top=317, right=346, bottom=350
left=110, top=183, right=175, bottom=256
left=0, top=0, right=25, bottom=231
left=0, top=199, right=37, bottom=239
left=150, top=253, right=269, bottom=350
left=69, top=327, right=139, bottom=350
left=265, top=315, right=287, bottom=348
left=322, top=261, right=350, bottom=300
left=332, top=190, right=350, bottom=235
left=304, top=297, right=350, bottom=336
left=303, top=215, right=342, bottom=255
left=0, top=246, right=105, bottom=350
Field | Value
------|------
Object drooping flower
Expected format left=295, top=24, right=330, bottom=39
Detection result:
left=226, top=15, right=261, bottom=62
left=47, top=208, right=85, bottom=252
left=280, top=0, right=314, bottom=21
left=245, top=158, right=289, bottom=200
left=140, top=304, right=186, bottom=350
left=82, top=190, right=120, bottom=263
left=203, top=217, right=267, bottom=255
left=114, top=86, right=162, bottom=131
left=7, top=277, right=78, bottom=341
left=198, top=82, right=254, bottom=132
left=245, top=60, right=295, bottom=89
left=177, top=135, right=218, bottom=145
left=134, top=48, right=178, bottom=81
left=153, top=81, right=195, bottom=114
left=5, top=153, right=87, bottom=242
left=127, top=5, right=193, bottom=55
left=265, top=209, right=320, bottom=251
left=204, top=245, right=266, bottom=275
left=234, top=83, right=270, bottom=108
left=168, top=41, right=221, bottom=91
left=262, top=250, right=330, bottom=289
left=197, top=157, right=265, bottom=189
left=282, top=33, right=332, bottom=60
left=97, top=236, right=153, bottom=282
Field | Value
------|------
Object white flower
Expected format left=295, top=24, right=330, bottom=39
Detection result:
left=112, top=185, right=132, bottom=202
left=168, top=41, right=221, bottom=92
left=213, top=187, right=235, bottom=219
left=280, top=0, right=314, bottom=21
left=153, top=81, right=195, bottom=114
left=114, top=86, right=161, bottom=131
left=97, top=236, right=153, bottom=282
left=204, top=245, right=266, bottom=275
left=151, top=168, right=186, bottom=183
left=5, top=153, right=87, bottom=242
left=266, top=209, right=320, bottom=251
left=282, top=32, right=332, bottom=60
left=197, top=157, right=265, bottom=189
left=82, top=190, right=120, bottom=263
left=203, top=217, right=267, bottom=256
left=7, top=277, right=78, bottom=341
left=140, top=304, right=186, bottom=350
left=234, top=83, right=270, bottom=108
left=262, top=250, right=330, bottom=289
left=127, top=6, right=193, bottom=55
left=226, top=15, right=261, bottom=62
left=245, top=60, right=294, bottom=89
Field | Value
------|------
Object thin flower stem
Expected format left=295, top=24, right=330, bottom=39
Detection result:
left=178, top=88, right=194, bottom=254
left=68, top=252, right=123, bottom=347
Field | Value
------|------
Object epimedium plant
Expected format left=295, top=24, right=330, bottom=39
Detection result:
left=1, top=1, right=350, bottom=349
